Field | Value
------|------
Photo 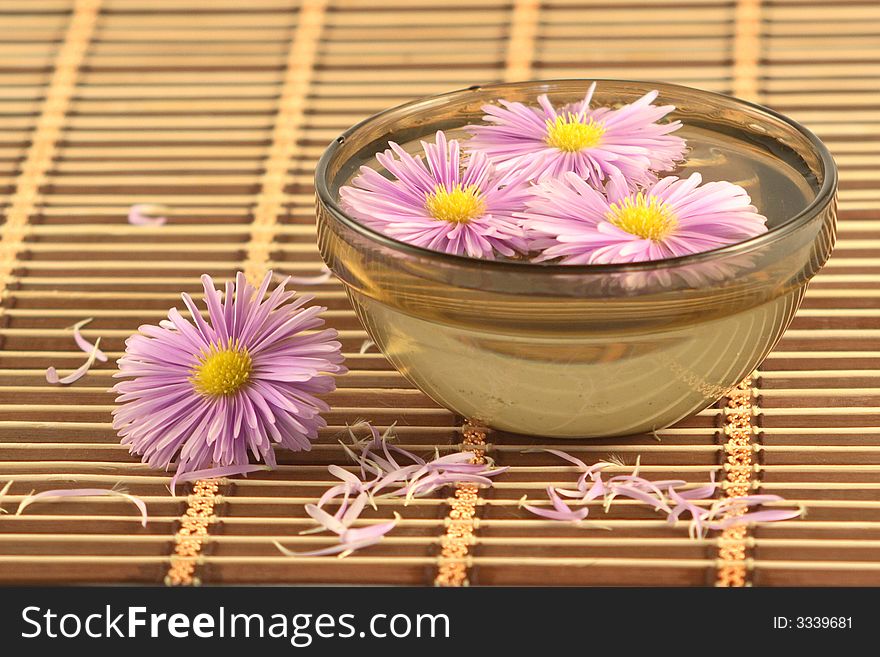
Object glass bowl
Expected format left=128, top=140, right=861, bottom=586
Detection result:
left=315, top=80, right=837, bottom=438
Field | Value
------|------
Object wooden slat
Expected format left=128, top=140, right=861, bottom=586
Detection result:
left=1, top=0, right=879, bottom=586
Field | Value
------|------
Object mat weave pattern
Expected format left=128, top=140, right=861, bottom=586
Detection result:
left=0, top=0, right=878, bottom=586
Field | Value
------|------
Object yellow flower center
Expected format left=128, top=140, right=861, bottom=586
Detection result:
left=545, top=114, right=606, bottom=152
left=191, top=342, right=252, bottom=396
left=424, top=183, right=486, bottom=224
left=606, top=194, right=678, bottom=242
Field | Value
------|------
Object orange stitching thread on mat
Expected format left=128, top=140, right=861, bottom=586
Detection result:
left=434, top=421, right=487, bottom=587
left=171, top=4, right=330, bottom=585
left=165, top=480, right=219, bottom=586
left=732, top=0, right=761, bottom=101
left=716, top=375, right=758, bottom=587
left=0, top=0, right=99, bottom=300
left=504, top=0, right=540, bottom=81
left=243, top=0, right=328, bottom=285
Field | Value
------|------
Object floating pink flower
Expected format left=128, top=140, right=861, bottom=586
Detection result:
left=339, top=131, right=534, bottom=259
left=465, top=84, right=687, bottom=187
left=521, top=172, right=768, bottom=264
left=112, top=272, right=346, bottom=476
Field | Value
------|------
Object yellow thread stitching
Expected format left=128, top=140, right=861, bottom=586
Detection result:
left=0, top=0, right=99, bottom=297
left=434, top=421, right=487, bottom=587
left=716, top=376, right=758, bottom=587
left=243, top=0, right=328, bottom=285
left=165, top=480, right=219, bottom=586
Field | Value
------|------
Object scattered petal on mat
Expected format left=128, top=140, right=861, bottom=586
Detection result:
left=279, top=422, right=505, bottom=557
left=667, top=486, right=708, bottom=539
left=519, top=489, right=589, bottom=522
left=675, top=472, right=718, bottom=500
left=71, top=318, right=108, bottom=362
left=128, top=203, right=168, bottom=226
left=274, top=513, right=400, bottom=558
left=526, top=447, right=588, bottom=471
left=0, top=480, right=13, bottom=514
left=359, top=340, right=376, bottom=354
left=15, top=487, right=148, bottom=527
left=519, top=449, right=801, bottom=538
left=711, top=508, right=804, bottom=529
left=274, top=538, right=374, bottom=558
left=318, top=481, right=355, bottom=510
left=170, top=463, right=269, bottom=496
left=604, top=482, right=670, bottom=513
left=272, top=265, right=333, bottom=286
left=46, top=338, right=103, bottom=385
left=304, top=503, right=349, bottom=536
left=336, top=513, right=400, bottom=557
left=328, top=464, right=363, bottom=488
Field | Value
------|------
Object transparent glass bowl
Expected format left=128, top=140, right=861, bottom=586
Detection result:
left=315, top=80, right=837, bottom=437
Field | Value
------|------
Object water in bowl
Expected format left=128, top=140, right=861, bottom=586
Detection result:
left=334, top=118, right=826, bottom=436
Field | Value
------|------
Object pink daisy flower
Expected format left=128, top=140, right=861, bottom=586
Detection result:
left=521, top=172, right=768, bottom=265
left=339, top=131, right=534, bottom=259
left=112, top=272, right=346, bottom=476
left=465, top=83, right=687, bottom=188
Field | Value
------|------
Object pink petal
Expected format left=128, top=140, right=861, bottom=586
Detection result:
left=341, top=491, right=369, bottom=525
left=46, top=337, right=103, bottom=385
left=272, top=266, right=333, bottom=286
left=16, top=488, right=148, bottom=527
left=273, top=539, right=379, bottom=558
left=170, top=463, right=268, bottom=496
left=304, top=503, right=348, bottom=536
left=128, top=204, right=168, bottom=226
left=72, top=318, right=108, bottom=363
left=274, top=513, right=400, bottom=558
left=711, top=508, right=803, bottom=529
left=340, top=514, right=399, bottom=544
left=605, top=483, right=670, bottom=513
left=521, top=500, right=589, bottom=522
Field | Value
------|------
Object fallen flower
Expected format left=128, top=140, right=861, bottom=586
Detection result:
left=112, top=271, right=346, bottom=477
left=46, top=337, right=103, bottom=385
left=15, top=487, right=148, bottom=527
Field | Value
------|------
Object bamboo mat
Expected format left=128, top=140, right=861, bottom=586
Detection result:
left=0, top=0, right=878, bottom=586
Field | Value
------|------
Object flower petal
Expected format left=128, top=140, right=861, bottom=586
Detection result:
left=46, top=337, right=103, bottom=385
left=16, top=488, right=148, bottom=527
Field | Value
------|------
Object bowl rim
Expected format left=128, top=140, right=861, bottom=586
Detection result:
left=314, top=78, right=838, bottom=274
